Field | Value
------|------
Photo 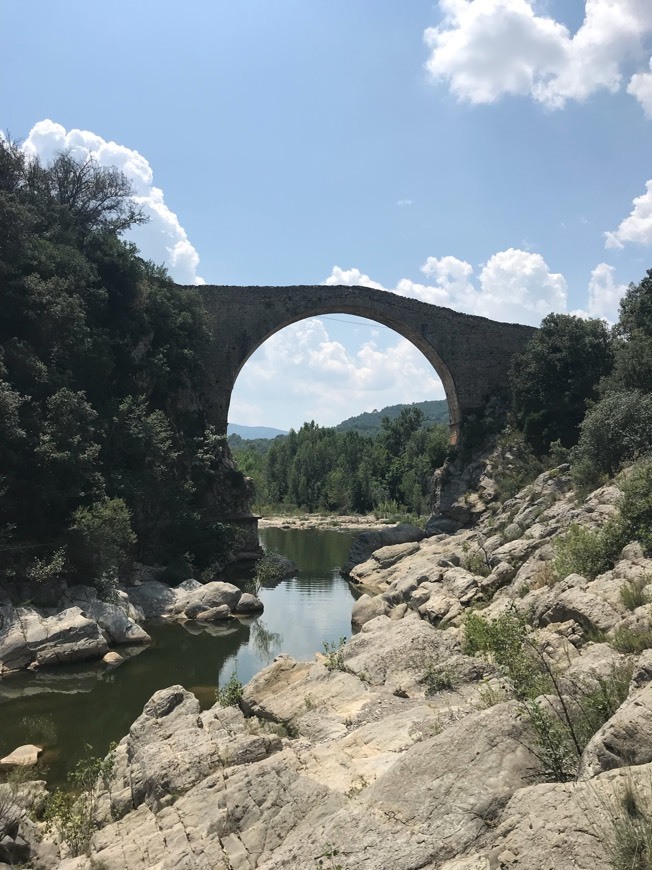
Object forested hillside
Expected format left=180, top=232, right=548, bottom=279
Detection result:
left=232, top=407, right=451, bottom=515
left=335, top=399, right=449, bottom=435
left=0, top=140, right=239, bottom=591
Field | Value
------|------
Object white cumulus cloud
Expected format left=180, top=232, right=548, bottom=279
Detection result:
left=324, top=266, right=385, bottom=290
left=232, top=318, right=444, bottom=428
left=325, top=247, right=568, bottom=326
left=587, top=262, right=628, bottom=321
left=424, top=0, right=652, bottom=113
left=628, top=57, right=652, bottom=115
left=605, top=179, right=652, bottom=248
left=22, top=120, right=204, bottom=285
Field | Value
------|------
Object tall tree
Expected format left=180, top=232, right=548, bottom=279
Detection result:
left=510, top=314, right=613, bottom=455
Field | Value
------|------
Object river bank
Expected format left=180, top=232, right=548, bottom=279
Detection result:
left=5, top=464, right=652, bottom=868
left=258, top=513, right=416, bottom=532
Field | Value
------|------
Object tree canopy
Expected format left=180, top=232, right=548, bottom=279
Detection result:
left=0, top=139, right=238, bottom=590
left=510, top=313, right=613, bottom=455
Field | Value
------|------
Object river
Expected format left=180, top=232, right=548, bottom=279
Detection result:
left=0, top=527, right=359, bottom=786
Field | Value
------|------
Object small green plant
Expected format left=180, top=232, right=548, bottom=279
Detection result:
left=419, top=663, right=456, bottom=696
left=620, top=577, right=651, bottom=611
left=601, top=778, right=652, bottom=870
left=323, top=637, right=348, bottom=672
left=463, top=609, right=549, bottom=700
left=216, top=671, right=243, bottom=707
left=461, top=543, right=491, bottom=577
left=345, top=775, right=369, bottom=798
left=553, top=523, right=610, bottom=581
left=611, top=625, right=652, bottom=654
left=44, top=744, right=115, bottom=857
left=478, top=679, right=511, bottom=708
left=315, top=843, right=346, bottom=869
left=304, top=695, right=315, bottom=710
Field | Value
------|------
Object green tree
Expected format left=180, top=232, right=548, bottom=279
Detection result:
left=573, top=391, right=652, bottom=485
left=511, top=314, right=613, bottom=454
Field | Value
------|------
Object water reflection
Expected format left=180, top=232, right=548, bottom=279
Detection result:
left=0, top=526, right=357, bottom=785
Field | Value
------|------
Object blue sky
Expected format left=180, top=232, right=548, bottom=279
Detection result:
left=4, top=0, right=652, bottom=429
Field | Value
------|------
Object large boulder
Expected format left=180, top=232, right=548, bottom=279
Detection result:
left=342, top=524, right=425, bottom=576
left=99, top=685, right=282, bottom=821
left=0, top=606, right=109, bottom=673
left=579, top=682, right=652, bottom=778
left=127, top=580, right=263, bottom=622
left=483, top=763, right=652, bottom=868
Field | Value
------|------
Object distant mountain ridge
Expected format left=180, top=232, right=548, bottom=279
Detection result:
left=335, top=400, right=449, bottom=435
left=227, top=423, right=288, bottom=440
left=228, top=400, right=449, bottom=444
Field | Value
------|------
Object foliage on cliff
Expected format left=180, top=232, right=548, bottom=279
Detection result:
left=0, top=139, right=236, bottom=589
left=500, top=271, right=652, bottom=553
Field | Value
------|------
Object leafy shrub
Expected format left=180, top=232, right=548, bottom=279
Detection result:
left=463, top=610, right=548, bottom=700
left=25, top=546, right=67, bottom=584
left=611, top=625, right=652, bottom=654
left=254, top=552, right=289, bottom=587
left=68, top=498, right=136, bottom=583
left=573, top=391, right=652, bottom=489
left=419, top=664, right=456, bottom=695
left=620, top=577, right=651, bottom=611
left=616, top=460, right=652, bottom=555
left=323, top=637, right=348, bottom=672
left=44, top=744, right=115, bottom=857
left=216, top=672, right=243, bottom=707
left=553, top=523, right=610, bottom=581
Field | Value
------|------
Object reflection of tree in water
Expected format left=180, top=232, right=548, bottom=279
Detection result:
left=250, top=619, right=282, bottom=664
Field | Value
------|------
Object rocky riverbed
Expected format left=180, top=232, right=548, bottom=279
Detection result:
left=258, top=514, right=402, bottom=532
left=0, top=579, right=264, bottom=676
left=4, top=466, right=652, bottom=868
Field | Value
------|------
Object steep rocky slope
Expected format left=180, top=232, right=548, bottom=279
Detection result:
left=5, top=466, right=652, bottom=869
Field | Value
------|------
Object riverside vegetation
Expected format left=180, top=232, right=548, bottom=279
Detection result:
left=0, top=138, right=244, bottom=598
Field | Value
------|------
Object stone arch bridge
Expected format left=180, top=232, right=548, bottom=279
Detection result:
left=197, top=284, right=536, bottom=441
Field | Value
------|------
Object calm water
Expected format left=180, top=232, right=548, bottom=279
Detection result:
left=0, top=527, right=357, bottom=785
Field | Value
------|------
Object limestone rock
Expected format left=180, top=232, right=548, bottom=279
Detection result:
left=539, top=587, right=621, bottom=633
left=484, top=763, right=652, bottom=868
left=195, top=604, right=232, bottom=621
left=234, top=592, right=264, bottom=613
left=127, top=581, right=179, bottom=618
left=579, top=682, right=652, bottom=778
left=99, top=685, right=282, bottom=821
left=342, top=524, right=425, bottom=576
left=0, top=606, right=109, bottom=672
left=75, top=598, right=151, bottom=646
left=263, top=702, right=544, bottom=869
left=0, top=744, right=42, bottom=768
left=630, top=649, right=652, bottom=691
left=351, top=593, right=391, bottom=628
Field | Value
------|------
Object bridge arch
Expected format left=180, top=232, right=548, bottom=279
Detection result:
left=197, top=284, right=536, bottom=442
left=230, top=305, right=459, bottom=434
